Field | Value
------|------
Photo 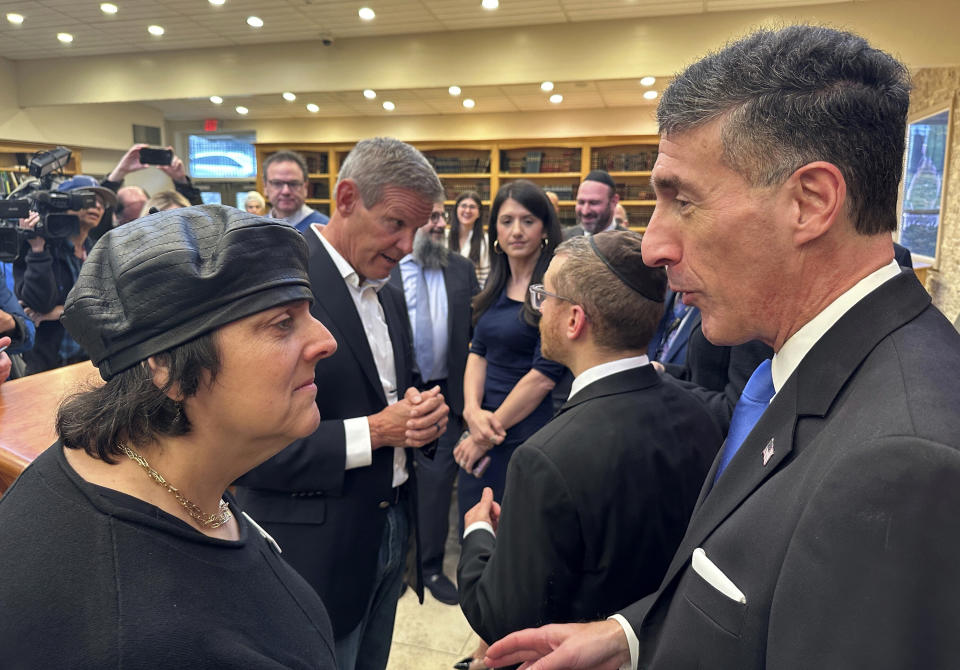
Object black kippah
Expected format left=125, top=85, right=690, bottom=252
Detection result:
left=583, top=170, right=616, bottom=190
left=588, top=231, right=666, bottom=303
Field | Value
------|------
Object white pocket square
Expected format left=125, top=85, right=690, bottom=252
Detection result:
left=691, top=548, right=746, bottom=604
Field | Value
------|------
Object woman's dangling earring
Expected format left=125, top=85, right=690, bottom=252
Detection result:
left=493, top=239, right=503, bottom=254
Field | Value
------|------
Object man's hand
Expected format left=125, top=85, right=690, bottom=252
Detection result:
left=484, top=620, right=631, bottom=670
left=158, top=148, right=188, bottom=184
left=453, top=432, right=492, bottom=474
left=464, top=486, right=501, bottom=532
left=464, top=406, right=506, bottom=446
left=22, top=303, right=63, bottom=327
left=0, top=309, right=15, bottom=335
left=0, top=336, right=12, bottom=386
left=368, top=385, right=448, bottom=449
left=107, top=143, right=150, bottom=182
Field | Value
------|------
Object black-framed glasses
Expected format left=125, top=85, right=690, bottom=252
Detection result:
left=266, top=179, right=305, bottom=190
left=529, top=283, right=575, bottom=311
left=429, top=210, right=449, bottom=223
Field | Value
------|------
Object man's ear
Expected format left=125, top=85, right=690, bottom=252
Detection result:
left=787, top=161, right=846, bottom=246
left=147, top=356, right=182, bottom=402
left=334, top=179, right=361, bottom=216
left=568, top=305, right=589, bottom=341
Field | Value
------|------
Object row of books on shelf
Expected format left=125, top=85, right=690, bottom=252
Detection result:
left=502, top=150, right=579, bottom=174
left=426, top=156, right=491, bottom=174
left=442, top=183, right=490, bottom=200
left=303, top=154, right=329, bottom=175
left=592, top=150, right=658, bottom=172
left=616, top=184, right=655, bottom=201
left=0, top=169, right=28, bottom=197
left=309, top=184, right=330, bottom=199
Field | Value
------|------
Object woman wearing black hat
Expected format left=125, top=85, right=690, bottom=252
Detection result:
left=0, top=205, right=338, bottom=668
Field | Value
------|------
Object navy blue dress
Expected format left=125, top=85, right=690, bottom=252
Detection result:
left=458, top=290, right=566, bottom=520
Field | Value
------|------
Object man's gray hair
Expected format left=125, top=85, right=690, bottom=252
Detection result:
left=657, top=25, right=910, bottom=235
left=337, top=137, right=444, bottom=208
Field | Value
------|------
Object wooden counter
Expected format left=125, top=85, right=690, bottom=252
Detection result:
left=0, top=362, right=100, bottom=493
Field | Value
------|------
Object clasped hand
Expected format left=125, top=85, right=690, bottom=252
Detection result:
left=369, top=385, right=448, bottom=449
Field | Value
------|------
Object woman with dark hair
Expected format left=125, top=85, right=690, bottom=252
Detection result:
left=0, top=206, right=338, bottom=668
left=448, top=191, right=490, bottom=287
left=453, top=179, right=564, bottom=516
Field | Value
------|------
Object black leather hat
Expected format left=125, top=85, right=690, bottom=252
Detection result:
left=62, top=205, right=313, bottom=380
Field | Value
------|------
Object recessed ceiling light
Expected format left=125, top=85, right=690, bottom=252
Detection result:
left=57, top=32, right=74, bottom=44
left=210, top=95, right=223, bottom=104
left=639, top=76, right=656, bottom=87
left=540, top=81, right=554, bottom=92
left=549, top=94, right=563, bottom=104
left=147, top=25, right=165, bottom=36
left=100, top=3, right=118, bottom=15
left=482, top=0, right=499, bottom=9
left=462, top=98, right=475, bottom=109
left=363, top=89, right=377, bottom=99
left=306, top=103, right=320, bottom=113
left=282, top=92, right=296, bottom=101
left=448, top=85, right=461, bottom=96
left=235, top=105, right=249, bottom=115
left=209, top=0, right=226, bottom=4
left=6, top=13, right=24, bottom=25
left=358, top=7, right=375, bottom=20
left=247, top=16, right=263, bottom=28
left=382, top=101, right=395, bottom=111
left=643, top=90, right=658, bottom=100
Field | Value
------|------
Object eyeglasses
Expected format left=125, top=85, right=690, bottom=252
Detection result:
left=458, top=202, right=479, bottom=210
left=266, top=179, right=305, bottom=191
left=529, top=283, right=575, bottom=311
left=429, top=211, right=449, bottom=223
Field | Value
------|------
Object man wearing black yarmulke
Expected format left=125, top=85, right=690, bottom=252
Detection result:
left=457, top=231, right=722, bottom=645
left=564, top=169, right=624, bottom=239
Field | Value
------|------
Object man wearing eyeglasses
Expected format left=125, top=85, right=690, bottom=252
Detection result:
left=263, top=150, right=330, bottom=232
left=457, top=231, right=721, bottom=645
left=390, top=199, right=480, bottom=606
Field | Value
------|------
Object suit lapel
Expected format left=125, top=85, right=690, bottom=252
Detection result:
left=379, top=284, right=410, bottom=391
left=654, top=271, right=931, bottom=594
left=558, top=365, right=660, bottom=414
left=308, top=233, right=386, bottom=404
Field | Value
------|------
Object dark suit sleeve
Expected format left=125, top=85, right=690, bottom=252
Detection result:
left=457, top=444, right=582, bottom=643
left=765, top=437, right=960, bottom=668
left=235, top=421, right=350, bottom=494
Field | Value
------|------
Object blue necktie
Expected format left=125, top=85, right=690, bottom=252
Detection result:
left=714, top=358, right=774, bottom=481
left=414, top=267, right=435, bottom=383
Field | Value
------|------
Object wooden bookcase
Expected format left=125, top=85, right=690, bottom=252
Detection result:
left=254, top=136, right=658, bottom=232
left=0, top=141, right=83, bottom=198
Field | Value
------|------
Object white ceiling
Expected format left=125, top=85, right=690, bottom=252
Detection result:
left=0, top=0, right=860, bottom=60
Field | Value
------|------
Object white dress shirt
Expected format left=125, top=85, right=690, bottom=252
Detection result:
left=314, top=227, right=408, bottom=488
left=613, top=259, right=905, bottom=670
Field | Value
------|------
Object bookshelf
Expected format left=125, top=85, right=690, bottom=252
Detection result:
left=0, top=142, right=83, bottom=198
left=255, top=136, right=658, bottom=232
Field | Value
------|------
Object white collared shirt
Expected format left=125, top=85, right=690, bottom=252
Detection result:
left=314, top=226, right=408, bottom=488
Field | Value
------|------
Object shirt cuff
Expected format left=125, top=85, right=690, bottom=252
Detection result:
left=343, top=417, right=373, bottom=470
left=608, top=614, right=639, bottom=670
left=463, top=521, right=495, bottom=539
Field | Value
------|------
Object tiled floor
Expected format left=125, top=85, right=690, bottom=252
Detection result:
left=386, top=497, right=484, bottom=670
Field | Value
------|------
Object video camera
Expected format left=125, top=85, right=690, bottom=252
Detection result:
left=0, top=146, right=93, bottom=262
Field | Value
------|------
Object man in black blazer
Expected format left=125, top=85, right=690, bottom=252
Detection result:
left=389, top=200, right=480, bottom=605
left=486, top=26, right=960, bottom=670
left=562, top=170, right=626, bottom=239
left=458, top=231, right=722, bottom=644
left=235, top=138, right=449, bottom=670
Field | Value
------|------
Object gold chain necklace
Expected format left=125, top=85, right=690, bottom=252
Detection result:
left=120, top=444, right=232, bottom=529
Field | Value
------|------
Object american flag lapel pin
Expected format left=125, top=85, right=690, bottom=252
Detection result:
left=762, top=439, right=775, bottom=466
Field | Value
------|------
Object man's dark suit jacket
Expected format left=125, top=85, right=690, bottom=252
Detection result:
left=649, top=290, right=699, bottom=366
left=457, top=365, right=723, bottom=644
left=620, top=271, right=960, bottom=669
left=388, top=252, right=479, bottom=415
left=235, top=234, right=422, bottom=639
left=561, top=223, right=629, bottom=240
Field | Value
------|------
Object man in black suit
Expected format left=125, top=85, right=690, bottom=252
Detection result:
left=562, top=170, right=624, bottom=239
left=389, top=199, right=480, bottom=605
left=486, top=26, right=960, bottom=670
left=458, top=231, right=722, bottom=644
left=235, top=137, right=449, bottom=670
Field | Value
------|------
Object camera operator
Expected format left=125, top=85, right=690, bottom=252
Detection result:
left=13, top=176, right=116, bottom=374
left=102, top=144, right=202, bottom=224
left=1, top=272, right=35, bottom=384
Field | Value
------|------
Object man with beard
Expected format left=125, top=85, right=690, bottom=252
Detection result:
left=14, top=175, right=117, bottom=373
left=457, top=231, right=721, bottom=645
left=563, top=170, right=624, bottom=239
left=390, top=199, right=480, bottom=605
